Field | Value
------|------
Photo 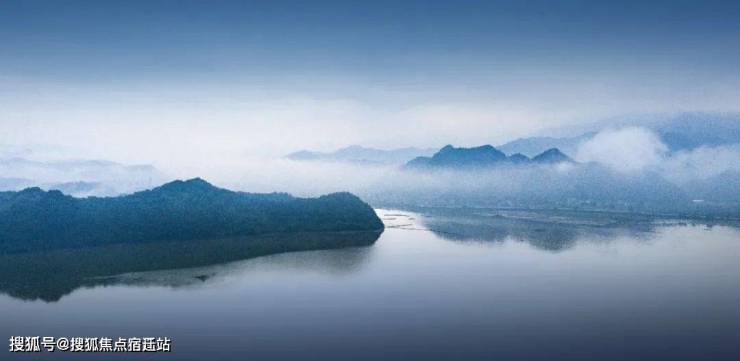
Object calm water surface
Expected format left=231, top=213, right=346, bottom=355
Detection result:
left=2, top=209, right=739, bottom=360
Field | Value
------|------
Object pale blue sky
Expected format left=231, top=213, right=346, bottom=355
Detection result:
left=2, top=0, right=740, bottom=164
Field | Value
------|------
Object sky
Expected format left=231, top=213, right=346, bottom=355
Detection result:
left=2, top=0, right=740, bottom=169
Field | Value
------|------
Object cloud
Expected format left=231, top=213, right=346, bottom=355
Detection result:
left=659, top=144, right=740, bottom=184
left=576, top=127, right=668, bottom=173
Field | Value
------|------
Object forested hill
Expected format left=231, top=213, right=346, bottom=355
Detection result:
left=0, top=178, right=383, bottom=254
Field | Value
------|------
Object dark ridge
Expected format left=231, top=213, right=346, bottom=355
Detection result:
left=405, top=145, right=574, bottom=169
left=0, top=178, right=384, bottom=254
left=405, top=144, right=507, bottom=169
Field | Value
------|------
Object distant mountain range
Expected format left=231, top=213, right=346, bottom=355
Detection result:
left=497, top=112, right=740, bottom=156
left=284, top=113, right=740, bottom=169
left=0, top=156, right=163, bottom=196
left=0, top=178, right=383, bottom=254
left=365, top=161, right=740, bottom=218
left=650, top=112, right=740, bottom=151
left=286, top=145, right=437, bottom=165
left=405, top=145, right=573, bottom=169
left=359, top=135, right=740, bottom=217
left=498, top=133, right=595, bottom=158
left=0, top=178, right=110, bottom=196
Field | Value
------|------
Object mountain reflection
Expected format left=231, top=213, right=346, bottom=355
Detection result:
left=0, top=231, right=381, bottom=302
left=384, top=208, right=659, bottom=251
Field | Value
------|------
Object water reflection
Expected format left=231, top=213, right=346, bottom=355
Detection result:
left=109, top=246, right=376, bottom=289
left=382, top=208, right=665, bottom=251
left=3, top=210, right=740, bottom=361
left=0, top=231, right=381, bottom=302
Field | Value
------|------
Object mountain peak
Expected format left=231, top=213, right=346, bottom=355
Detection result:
left=406, top=144, right=507, bottom=169
left=184, top=177, right=210, bottom=185
left=435, top=144, right=501, bottom=155
left=153, top=178, right=219, bottom=193
left=531, top=148, right=573, bottom=164
left=508, top=153, right=530, bottom=163
left=433, top=144, right=506, bottom=162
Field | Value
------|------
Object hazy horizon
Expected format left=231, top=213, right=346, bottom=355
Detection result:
left=3, top=1, right=740, bottom=169
left=2, top=1, right=740, bottom=204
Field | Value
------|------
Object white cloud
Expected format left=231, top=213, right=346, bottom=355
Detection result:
left=576, top=127, right=668, bottom=173
left=660, top=144, right=740, bottom=184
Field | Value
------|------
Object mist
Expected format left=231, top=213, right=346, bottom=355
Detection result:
left=215, top=126, right=740, bottom=216
left=3, top=117, right=740, bottom=219
left=0, top=145, right=165, bottom=196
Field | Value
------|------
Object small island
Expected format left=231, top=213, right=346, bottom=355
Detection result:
left=0, top=178, right=384, bottom=254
